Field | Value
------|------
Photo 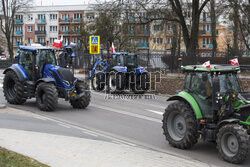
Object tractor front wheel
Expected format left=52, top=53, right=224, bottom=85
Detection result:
left=3, top=70, right=26, bottom=104
left=217, top=124, right=249, bottom=164
left=36, top=82, right=58, bottom=111
left=70, top=81, right=91, bottom=109
left=162, top=102, right=199, bottom=149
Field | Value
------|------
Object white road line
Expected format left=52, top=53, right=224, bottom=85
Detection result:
left=58, top=123, right=71, bottom=129
left=0, top=83, right=3, bottom=88
left=92, top=104, right=161, bottom=123
left=149, top=104, right=166, bottom=110
left=82, top=130, right=98, bottom=137
left=146, top=109, right=163, bottom=115
left=34, top=116, right=47, bottom=121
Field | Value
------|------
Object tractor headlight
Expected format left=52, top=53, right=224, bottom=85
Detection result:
left=63, top=80, right=70, bottom=87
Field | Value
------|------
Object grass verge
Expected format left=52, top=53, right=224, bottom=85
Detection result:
left=0, top=146, right=49, bottom=167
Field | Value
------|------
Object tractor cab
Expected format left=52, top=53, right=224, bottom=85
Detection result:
left=17, top=45, right=57, bottom=80
left=58, top=45, right=76, bottom=68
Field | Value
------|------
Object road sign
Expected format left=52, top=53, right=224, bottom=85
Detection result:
left=89, top=36, right=100, bottom=54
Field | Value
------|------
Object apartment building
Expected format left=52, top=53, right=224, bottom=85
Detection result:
left=14, top=5, right=95, bottom=48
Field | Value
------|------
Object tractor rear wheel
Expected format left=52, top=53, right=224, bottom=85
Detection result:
left=36, top=82, right=58, bottom=111
left=70, top=81, right=91, bottom=109
left=3, top=70, right=26, bottom=104
left=217, top=124, right=249, bottom=164
left=162, top=102, right=199, bottom=149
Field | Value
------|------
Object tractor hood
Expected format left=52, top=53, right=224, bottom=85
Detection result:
left=44, top=64, right=76, bottom=88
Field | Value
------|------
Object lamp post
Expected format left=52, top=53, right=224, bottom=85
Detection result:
left=227, top=39, right=231, bottom=64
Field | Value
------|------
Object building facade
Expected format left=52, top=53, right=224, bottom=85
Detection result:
left=14, top=5, right=95, bottom=48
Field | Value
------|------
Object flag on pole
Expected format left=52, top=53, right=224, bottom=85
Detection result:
left=230, top=58, right=239, bottom=66
left=3, top=50, right=7, bottom=57
left=202, top=61, right=211, bottom=69
left=111, top=42, right=116, bottom=54
left=53, top=36, right=63, bottom=49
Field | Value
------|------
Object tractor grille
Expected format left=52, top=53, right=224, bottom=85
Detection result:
left=57, top=68, right=75, bottom=85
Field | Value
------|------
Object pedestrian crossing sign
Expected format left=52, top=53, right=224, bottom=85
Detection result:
left=89, top=36, right=100, bottom=54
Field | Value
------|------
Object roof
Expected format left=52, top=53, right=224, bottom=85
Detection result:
left=183, top=65, right=240, bottom=72
left=19, top=45, right=55, bottom=51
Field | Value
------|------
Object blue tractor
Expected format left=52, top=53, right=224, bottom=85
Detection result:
left=89, top=52, right=149, bottom=93
left=3, top=45, right=91, bottom=111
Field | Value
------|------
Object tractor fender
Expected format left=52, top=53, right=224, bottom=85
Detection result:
left=111, top=66, right=127, bottom=73
left=36, top=78, right=55, bottom=86
left=3, top=64, right=28, bottom=81
left=167, top=91, right=203, bottom=119
left=216, top=119, right=239, bottom=132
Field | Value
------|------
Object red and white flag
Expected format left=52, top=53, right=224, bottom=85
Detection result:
left=230, top=58, right=239, bottom=66
left=53, top=36, right=63, bottom=49
left=202, top=61, right=211, bottom=69
left=111, top=42, right=116, bottom=54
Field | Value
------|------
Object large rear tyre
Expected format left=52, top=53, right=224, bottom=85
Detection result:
left=162, top=102, right=199, bottom=149
left=70, top=81, right=91, bottom=109
left=216, top=124, right=249, bottom=164
left=3, top=70, right=26, bottom=104
left=36, top=82, right=58, bottom=111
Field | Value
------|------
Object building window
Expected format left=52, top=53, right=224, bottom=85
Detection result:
left=38, top=14, right=46, bottom=20
left=28, top=14, right=33, bottom=21
left=203, top=24, right=210, bottom=31
left=153, top=24, right=163, bottom=31
left=61, top=14, right=69, bottom=19
left=15, top=15, right=23, bottom=20
left=63, top=37, right=69, bottom=45
left=50, top=14, right=58, bottom=20
left=202, top=38, right=211, bottom=48
left=153, top=38, right=163, bottom=45
left=74, top=13, right=82, bottom=19
left=167, top=38, right=172, bottom=44
left=27, top=38, right=32, bottom=44
left=167, top=25, right=172, bottom=31
left=15, top=26, right=23, bottom=31
left=27, top=26, right=33, bottom=32
left=73, top=25, right=80, bottom=32
left=49, top=38, right=57, bottom=44
left=38, top=25, right=45, bottom=31
left=61, top=26, right=69, bottom=32
left=38, top=37, right=45, bottom=43
left=50, top=26, right=58, bottom=32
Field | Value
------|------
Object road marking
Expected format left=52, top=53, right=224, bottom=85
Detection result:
left=92, top=104, right=161, bottom=123
left=146, top=109, right=163, bottom=115
left=0, top=83, right=3, bottom=88
left=82, top=130, right=98, bottom=137
left=34, top=116, right=47, bottom=121
left=149, top=104, right=166, bottom=110
left=58, top=123, right=71, bottom=129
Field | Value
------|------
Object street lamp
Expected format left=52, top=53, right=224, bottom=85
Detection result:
left=227, top=38, right=231, bottom=63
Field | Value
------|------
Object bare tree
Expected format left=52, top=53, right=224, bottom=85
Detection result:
left=0, top=0, right=31, bottom=62
left=210, top=0, right=217, bottom=57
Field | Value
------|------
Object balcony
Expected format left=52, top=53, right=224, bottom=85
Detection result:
left=129, top=17, right=135, bottom=22
left=72, top=18, right=83, bottom=23
left=130, top=30, right=134, bottom=35
left=15, top=19, right=23, bottom=24
left=199, top=30, right=206, bottom=35
left=35, top=30, right=46, bottom=35
left=136, top=43, right=149, bottom=48
left=15, top=31, right=23, bottom=36
left=59, top=18, right=72, bottom=23
left=36, top=19, right=46, bottom=24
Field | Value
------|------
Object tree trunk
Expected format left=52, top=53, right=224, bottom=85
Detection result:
left=232, top=2, right=239, bottom=57
left=210, top=0, right=217, bottom=57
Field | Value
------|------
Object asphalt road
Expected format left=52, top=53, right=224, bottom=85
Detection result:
left=0, top=70, right=249, bottom=167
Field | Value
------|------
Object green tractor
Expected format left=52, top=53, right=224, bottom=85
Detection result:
left=162, top=65, right=250, bottom=164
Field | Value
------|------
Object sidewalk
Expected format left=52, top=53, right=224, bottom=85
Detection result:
left=0, top=128, right=213, bottom=167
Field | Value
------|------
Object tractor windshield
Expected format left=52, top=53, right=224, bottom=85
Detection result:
left=116, top=54, right=125, bottom=66
left=36, top=49, right=56, bottom=66
left=126, top=55, right=138, bottom=67
left=218, top=73, right=241, bottom=93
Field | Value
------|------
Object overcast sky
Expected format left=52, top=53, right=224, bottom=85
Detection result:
left=34, top=0, right=101, bottom=6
